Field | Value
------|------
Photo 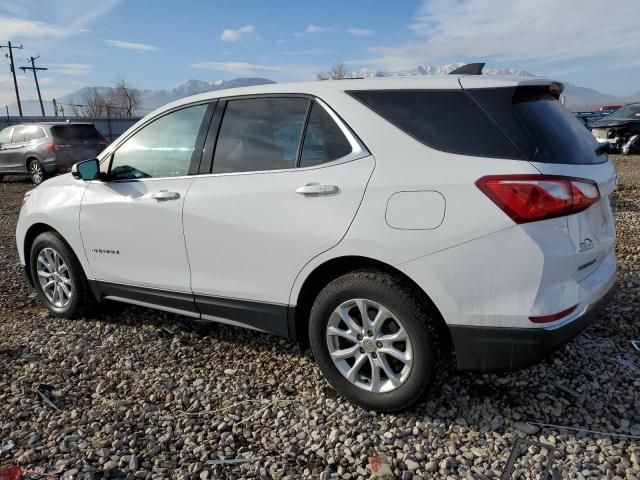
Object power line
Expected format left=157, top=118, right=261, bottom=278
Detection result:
left=19, top=55, right=47, bottom=116
left=0, top=41, right=24, bottom=116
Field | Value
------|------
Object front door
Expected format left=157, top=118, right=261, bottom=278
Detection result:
left=183, top=97, right=374, bottom=333
left=80, top=102, right=212, bottom=296
left=0, top=126, right=27, bottom=172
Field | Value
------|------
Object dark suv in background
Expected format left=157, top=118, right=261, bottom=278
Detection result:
left=0, top=122, right=108, bottom=184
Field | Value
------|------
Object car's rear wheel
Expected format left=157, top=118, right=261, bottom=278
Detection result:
left=30, top=231, right=93, bottom=318
left=28, top=159, right=46, bottom=185
left=309, top=270, right=447, bottom=412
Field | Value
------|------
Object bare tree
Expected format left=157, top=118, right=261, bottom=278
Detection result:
left=73, top=80, right=141, bottom=117
left=112, top=78, right=140, bottom=117
left=317, top=63, right=350, bottom=80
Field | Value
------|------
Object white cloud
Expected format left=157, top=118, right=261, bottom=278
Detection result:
left=191, top=61, right=285, bottom=76
left=0, top=1, right=121, bottom=39
left=362, top=0, right=640, bottom=71
left=294, top=24, right=332, bottom=37
left=221, top=25, right=254, bottom=42
left=347, top=28, right=374, bottom=37
left=105, top=40, right=157, bottom=52
left=305, top=24, right=331, bottom=34
left=48, top=63, right=94, bottom=75
left=0, top=16, right=64, bottom=38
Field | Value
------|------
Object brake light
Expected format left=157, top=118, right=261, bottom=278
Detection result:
left=98, top=140, right=108, bottom=146
left=529, top=305, right=578, bottom=323
left=46, top=143, right=58, bottom=152
left=476, top=175, right=600, bottom=224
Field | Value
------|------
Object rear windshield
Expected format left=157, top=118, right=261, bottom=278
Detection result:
left=349, top=87, right=604, bottom=164
left=51, top=125, right=103, bottom=142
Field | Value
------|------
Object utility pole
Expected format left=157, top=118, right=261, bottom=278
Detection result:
left=52, top=98, right=58, bottom=117
left=0, top=41, right=24, bottom=116
left=20, top=55, right=48, bottom=117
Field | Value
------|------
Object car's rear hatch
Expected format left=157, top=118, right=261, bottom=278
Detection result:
left=51, top=124, right=108, bottom=168
left=461, top=79, right=617, bottom=281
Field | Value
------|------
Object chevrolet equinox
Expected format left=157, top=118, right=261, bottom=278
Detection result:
left=16, top=75, right=617, bottom=411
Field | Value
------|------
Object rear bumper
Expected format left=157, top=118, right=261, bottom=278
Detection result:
left=449, top=277, right=616, bottom=371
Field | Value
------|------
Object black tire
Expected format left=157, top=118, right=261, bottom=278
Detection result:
left=0, top=174, right=4, bottom=182
left=28, top=158, right=46, bottom=185
left=309, top=270, right=448, bottom=412
left=29, top=231, right=94, bottom=319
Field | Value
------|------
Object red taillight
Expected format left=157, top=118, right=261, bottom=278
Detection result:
left=529, top=305, right=578, bottom=323
left=476, top=175, right=600, bottom=224
left=98, top=140, right=108, bottom=146
left=46, top=143, right=58, bottom=152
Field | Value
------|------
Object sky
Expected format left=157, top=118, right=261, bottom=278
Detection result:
left=0, top=0, right=639, bottom=107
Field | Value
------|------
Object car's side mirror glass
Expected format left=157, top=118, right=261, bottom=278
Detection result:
left=71, top=158, right=100, bottom=181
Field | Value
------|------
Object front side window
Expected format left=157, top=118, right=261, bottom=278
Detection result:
left=300, top=102, right=352, bottom=167
left=0, top=127, right=12, bottom=144
left=213, top=97, right=309, bottom=174
left=110, top=104, right=208, bottom=180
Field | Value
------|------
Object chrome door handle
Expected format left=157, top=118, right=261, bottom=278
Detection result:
left=151, top=190, right=180, bottom=201
left=295, top=183, right=339, bottom=196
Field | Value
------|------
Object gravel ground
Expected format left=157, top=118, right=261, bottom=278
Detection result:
left=1, top=158, right=639, bottom=480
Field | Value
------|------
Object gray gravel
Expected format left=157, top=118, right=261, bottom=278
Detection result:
left=1, top=161, right=639, bottom=479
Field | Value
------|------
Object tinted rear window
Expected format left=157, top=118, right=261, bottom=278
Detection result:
left=350, top=88, right=605, bottom=164
left=464, top=87, right=604, bottom=164
left=348, top=89, right=524, bottom=159
left=51, top=125, right=103, bottom=141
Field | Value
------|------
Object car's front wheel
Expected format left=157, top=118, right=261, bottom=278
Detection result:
left=28, top=159, right=46, bottom=184
left=30, top=231, right=93, bottom=318
left=309, top=270, right=448, bottom=412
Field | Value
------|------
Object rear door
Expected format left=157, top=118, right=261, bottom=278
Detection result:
left=51, top=124, right=108, bottom=170
left=183, top=96, right=374, bottom=333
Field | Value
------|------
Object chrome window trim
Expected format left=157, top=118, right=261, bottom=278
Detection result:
left=96, top=94, right=371, bottom=183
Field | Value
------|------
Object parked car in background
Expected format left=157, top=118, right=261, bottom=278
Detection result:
left=0, top=122, right=108, bottom=184
left=574, top=111, right=603, bottom=128
left=590, top=103, right=640, bottom=154
left=16, top=76, right=617, bottom=411
left=599, top=104, right=625, bottom=116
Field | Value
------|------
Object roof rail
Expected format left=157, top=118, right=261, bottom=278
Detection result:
left=449, top=63, right=485, bottom=75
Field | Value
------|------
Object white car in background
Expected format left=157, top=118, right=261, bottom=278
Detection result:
left=16, top=73, right=617, bottom=411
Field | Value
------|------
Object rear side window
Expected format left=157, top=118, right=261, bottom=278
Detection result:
left=51, top=124, right=103, bottom=142
left=348, top=90, right=524, bottom=159
left=300, top=102, right=352, bottom=167
left=11, top=126, right=29, bottom=143
left=213, top=97, right=310, bottom=174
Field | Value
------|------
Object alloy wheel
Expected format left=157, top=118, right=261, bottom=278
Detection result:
left=36, top=247, right=73, bottom=308
left=326, top=298, right=413, bottom=393
left=30, top=161, right=43, bottom=184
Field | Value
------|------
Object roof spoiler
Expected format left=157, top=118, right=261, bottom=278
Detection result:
left=449, top=63, right=485, bottom=75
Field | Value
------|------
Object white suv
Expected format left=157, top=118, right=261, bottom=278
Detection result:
left=16, top=75, right=617, bottom=411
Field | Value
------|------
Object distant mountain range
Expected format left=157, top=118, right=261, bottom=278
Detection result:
left=5, top=64, right=639, bottom=116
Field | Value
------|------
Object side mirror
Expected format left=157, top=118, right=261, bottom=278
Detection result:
left=71, top=158, right=100, bottom=181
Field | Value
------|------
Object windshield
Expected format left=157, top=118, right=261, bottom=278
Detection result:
left=608, top=104, right=640, bottom=120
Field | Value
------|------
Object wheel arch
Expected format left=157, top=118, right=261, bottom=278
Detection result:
left=23, top=223, right=63, bottom=286
left=290, top=255, right=453, bottom=354
left=25, top=155, right=40, bottom=170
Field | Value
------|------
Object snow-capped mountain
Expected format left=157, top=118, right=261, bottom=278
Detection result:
left=58, top=77, right=276, bottom=114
